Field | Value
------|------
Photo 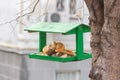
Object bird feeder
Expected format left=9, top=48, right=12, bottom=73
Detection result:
left=24, top=22, right=92, bottom=62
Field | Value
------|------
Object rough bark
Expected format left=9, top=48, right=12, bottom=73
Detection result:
left=84, top=0, right=120, bottom=80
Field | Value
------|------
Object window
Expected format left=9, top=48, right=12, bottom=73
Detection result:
left=56, top=0, right=65, bottom=11
left=56, top=70, right=80, bottom=80
left=69, top=0, right=76, bottom=14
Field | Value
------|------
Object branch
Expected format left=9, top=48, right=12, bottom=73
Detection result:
left=84, top=0, right=93, bottom=12
left=0, top=19, right=15, bottom=25
left=16, top=0, right=37, bottom=15
left=0, top=0, right=40, bottom=26
left=16, top=0, right=31, bottom=5
left=16, top=0, right=40, bottom=20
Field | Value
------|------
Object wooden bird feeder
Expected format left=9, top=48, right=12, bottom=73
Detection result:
left=24, top=22, right=92, bottom=62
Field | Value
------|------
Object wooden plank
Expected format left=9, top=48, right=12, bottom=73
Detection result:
left=25, top=22, right=80, bottom=33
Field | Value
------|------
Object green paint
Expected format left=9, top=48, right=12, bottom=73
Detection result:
left=24, top=22, right=80, bottom=33
left=39, top=32, right=46, bottom=52
left=29, top=53, right=76, bottom=62
left=25, top=22, right=92, bottom=62
left=76, top=27, right=84, bottom=60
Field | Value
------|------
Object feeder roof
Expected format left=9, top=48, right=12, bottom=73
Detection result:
left=25, top=22, right=81, bottom=33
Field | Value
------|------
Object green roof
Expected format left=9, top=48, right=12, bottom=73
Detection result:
left=24, top=22, right=80, bottom=33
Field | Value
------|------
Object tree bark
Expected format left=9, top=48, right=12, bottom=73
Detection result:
left=84, top=0, right=120, bottom=80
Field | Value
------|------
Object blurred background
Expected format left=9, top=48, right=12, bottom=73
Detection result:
left=0, top=0, right=91, bottom=80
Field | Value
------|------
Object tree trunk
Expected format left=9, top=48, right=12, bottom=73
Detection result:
left=84, top=0, right=120, bottom=80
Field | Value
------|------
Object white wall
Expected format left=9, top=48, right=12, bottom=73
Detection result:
left=0, top=0, right=90, bottom=50
left=0, top=0, right=91, bottom=80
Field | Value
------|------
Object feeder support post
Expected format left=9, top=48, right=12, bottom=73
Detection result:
left=76, top=27, right=84, bottom=60
left=39, top=32, right=46, bottom=52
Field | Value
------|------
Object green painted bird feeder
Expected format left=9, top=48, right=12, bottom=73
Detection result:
left=24, top=22, right=92, bottom=62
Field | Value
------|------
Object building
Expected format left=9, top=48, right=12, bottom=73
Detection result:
left=0, top=0, right=91, bottom=80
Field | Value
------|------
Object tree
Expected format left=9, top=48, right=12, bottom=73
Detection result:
left=1, top=0, right=120, bottom=79
left=84, top=0, right=120, bottom=80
